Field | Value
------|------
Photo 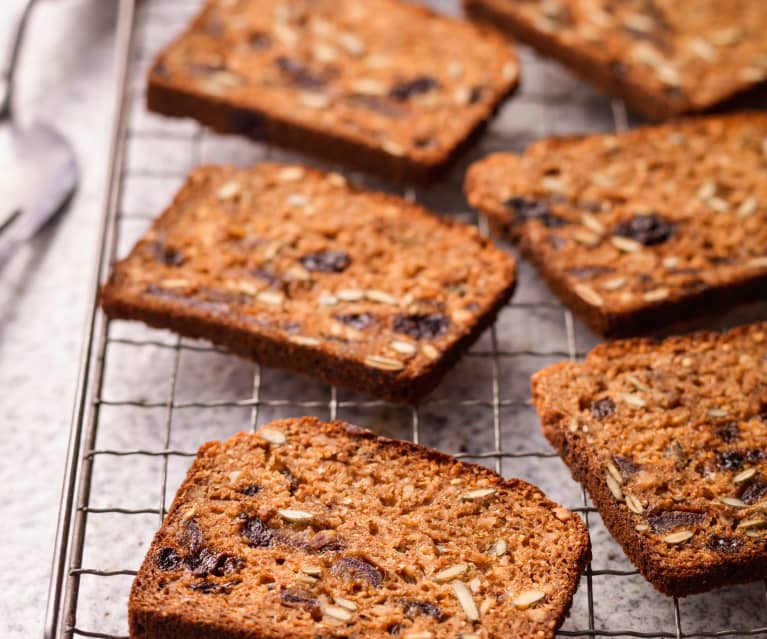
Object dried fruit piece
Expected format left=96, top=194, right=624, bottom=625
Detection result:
left=504, top=196, right=567, bottom=228
left=708, top=536, right=743, bottom=554
left=336, top=312, right=376, bottom=330
left=280, top=588, right=322, bottom=621
left=590, top=397, right=615, bottom=419
left=389, top=76, right=440, bottom=101
left=400, top=599, right=443, bottom=620
left=242, top=515, right=274, bottom=547
left=331, top=556, right=384, bottom=587
left=156, top=547, right=183, bottom=571
left=648, top=510, right=705, bottom=533
left=393, top=313, right=450, bottom=340
left=613, top=213, right=675, bottom=246
left=275, top=57, right=327, bottom=89
left=739, top=478, right=767, bottom=505
left=716, top=450, right=745, bottom=471
left=299, top=250, right=351, bottom=273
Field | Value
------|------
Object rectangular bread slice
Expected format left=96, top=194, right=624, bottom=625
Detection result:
left=100, top=163, right=516, bottom=403
left=128, top=417, right=591, bottom=639
left=465, top=113, right=767, bottom=337
left=532, top=323, right=767, bottom=596
left=146, top=0, right=518, bottom=184
left=463, top=0, right=767, bottom=121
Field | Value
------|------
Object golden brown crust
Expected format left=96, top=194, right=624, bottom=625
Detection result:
left=532, top=323, right=767, bottom=596
left=465, top=113, right=767, bottom=337
left=146, top=0, right=519, bottom=184
left=463, top=0, right=767, bottom=121
left=128, top=418, right=591, bottom=639
left=101, top=163, right=516, bottom=403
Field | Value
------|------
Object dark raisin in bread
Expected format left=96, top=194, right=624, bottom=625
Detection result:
left=101, top=163, right=516, bottom=403
left=465, top=113, right=767, bottom=337
left=147, top=0, right=518, bottom=183
left=464, top=0, right=767, bottom=121
left=532, top=322, right=767, bottom=596
left=129, top=417, right=591, bottom=639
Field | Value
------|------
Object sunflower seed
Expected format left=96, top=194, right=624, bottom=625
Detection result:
left=318, top=294, right=339, bottom=306
left=256, top=290, right=284, bottom=307
left=512, top=589, right=546, bottom=609
left=573, top=229, right=600, bottom=246
left=606, top=474, right=623, bottom=500
left=606, top=462, right=623, bottom=485
left=626, top=494, right=644, bottom=514
left=603, top=277, right=628, bottom=291
left=365, top=355, right=405, bottom=371
left=456, top=634, right=479, bottom=639
left=625, top=374, right=648, bottom=391
left=707, top=408, right=728, bottom=418
left=278, top=509, right=313, bottom=522
left=337, top=288, right=365, bottom=301
left=643, top=288, right=670, bottom=303
left=159, top=278, right=190, bottom=290
left=635, top=523, right=649, bottom=532
left=323, top=604, right=353, bottom=622
left=433, top=563, right=469, bottom=583
left=746, top=256, right=767, bottom=269
left=298, top=93, right=331, bottom=110
left=690, top=38, right=717, bottom=61
left=719, top=496, right=747, bottom=508
left=447, top=61, right=464, bottom=78
left=611, top=236, right=642, bottom=252
left=338, top=32, right=366, bottom=57
left=662, top=256, right=680, bottom=269
left=581, top=213, right=605, bottom=234
left=334, top=597, right=357, bottom=611
left=365, top=289, right=399, bottom=305
left=453, top=86, right=472, bottom=106
left=541, top=175, right=565, bottom=193
left=258, top=426, right=286, bottom=445
left=217, top=180, right=241, bottom=200
left=289, top=335, right=320, bottom=346
left=737, top=197, right=758, bottom=217
left=422, top=344, right=440, bottom=360
left=301, top=565, right=323, bottom=576
left=620, top=392, right=647, bottom=408
left=391, top=340, right=417, bottom=355
left=711, top=28, right=741, bottom=46
left=350, top=78, right=388, bottom=96
left=382, top=140, right=406, bottom=157
left=452, top=580, right=479, bottom=621
left=707, top=197, right=731, bottom=213
left=740, top=67, right=767, bottom=82
left=312, top=42, right=338, bottom=63
left=296, top=573, right=318, bottom=585
left=591, top=172, right=615, bottom=188
left=574, top=283, right=604, bottom=307
left=697, top=181, right=717, bottom=199
left=487, top=539, right=507, bottom=556
left=402, top=632, right=432, bottom=639
left=738, top=518, right=767, bottom=530
left=460, top=488, right=497, bottom=501
left=734, top=468, right=757, bottom=484
left=663, top=530, right=694, bottom=544
left=277, top=166, right=305, bottom=182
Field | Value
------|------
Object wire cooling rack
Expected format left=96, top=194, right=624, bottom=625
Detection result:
left=44, top=0, right=767, bottom=637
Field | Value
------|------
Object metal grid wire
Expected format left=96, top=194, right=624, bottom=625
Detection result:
left=44, top=1, right=767, bottom=638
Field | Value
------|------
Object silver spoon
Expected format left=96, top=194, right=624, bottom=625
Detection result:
left=0, top=0, right=78, bottom=267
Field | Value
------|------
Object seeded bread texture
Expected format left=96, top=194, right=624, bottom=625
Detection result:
left=463, top=0, right=767, bottom=121
left=465, top=113, right=767, bottom=337
left=532, top=323, right=767, bottom=596
left=146, top=0, right=518, bottom=184
left=100, top=163, right=516, bottom=403
left=128, top=417, right=591, bottom=639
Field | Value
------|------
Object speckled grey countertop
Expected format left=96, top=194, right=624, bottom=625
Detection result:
left=3, top=1, right=767, bottom=638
